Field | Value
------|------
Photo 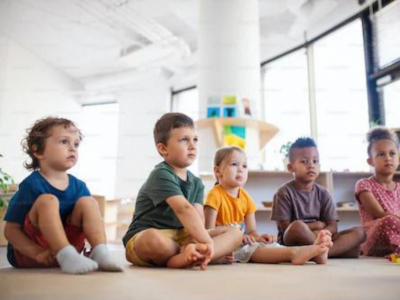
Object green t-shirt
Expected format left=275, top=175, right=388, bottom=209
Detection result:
left=122, top=162, right=204, bottom=246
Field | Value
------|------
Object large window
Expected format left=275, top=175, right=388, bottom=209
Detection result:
left=313, top=19, right=369, bottom=171
left=79, top=103, right=119, bottom=198
left=263, top=49, right=310, bottom=170
left=262, top=19, right=369, bottom=172
left=171, top=88, right=199, bottom=121
left=382, top=79, right=400, bottom=128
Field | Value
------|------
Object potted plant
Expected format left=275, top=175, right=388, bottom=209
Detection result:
left=279, top=142, right=292, bottom=171
left=0, top=154, right=15, bottom=214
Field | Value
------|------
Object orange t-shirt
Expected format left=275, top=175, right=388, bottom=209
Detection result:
left=205, top=184, right=257, bottom=227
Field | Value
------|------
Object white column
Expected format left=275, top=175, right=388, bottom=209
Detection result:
left=197, top=0, right=262, bottom=172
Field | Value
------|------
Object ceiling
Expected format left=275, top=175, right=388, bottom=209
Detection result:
left=0, top=0, right=375, bottom=92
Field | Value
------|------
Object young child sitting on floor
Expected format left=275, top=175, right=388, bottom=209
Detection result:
left=4, top=117, right=122, bottom=274
left=122, top=113, right=242, bottom=269
left=272, top=137, right=365, bottom=258
left=355, top=126, right=400, bottom=256
left=204, top=146, right=332, bottom=265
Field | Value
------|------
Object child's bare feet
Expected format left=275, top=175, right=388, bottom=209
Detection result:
left=290, top=244, right=329, bottom=265
left=167, top=243, right=210, bottom=269
left=182, top=243, right=207, bottom=267
left=312, top=230, right=333, bottom=264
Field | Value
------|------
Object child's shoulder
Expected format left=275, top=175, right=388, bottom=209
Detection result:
left=148, top=162, right=176, bottom=179
left=19, top=170, right=42, bottom=187
left=67, top=173, right=87, bottom=187
left=276, top=180, right=296, bottom=193
left=208, top=184, right=224, bottom=195
left=313, top=181, right=329, bottom=193
left=355, top=177, right=373, bottom=186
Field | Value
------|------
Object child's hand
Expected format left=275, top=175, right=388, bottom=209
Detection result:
left=242, top=234, right=256, bottom=245
left=316, top=221, right=326, bottom=229
left=35, top=249, right=56, bottom=266
left=201, top=242, right=214, bottom=270
left=259, top=234, right=277, bottom=244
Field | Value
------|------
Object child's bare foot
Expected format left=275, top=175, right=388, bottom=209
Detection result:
left=167, top=243, right=207, bottom=269
left=314, top=230, right=333, bottom=248
left=182, top=243, right=208, bottom=268
left=291, top=244, right=328, bottom=265
left=213, top=253, right=235, bottom=265
left=312, top=230, right=332, bottom=264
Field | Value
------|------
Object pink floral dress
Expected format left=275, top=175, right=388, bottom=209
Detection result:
left=355, top=177, right=400, bottom=256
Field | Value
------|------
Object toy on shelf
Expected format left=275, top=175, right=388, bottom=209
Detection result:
left=206, top=94, right=253, bottom=119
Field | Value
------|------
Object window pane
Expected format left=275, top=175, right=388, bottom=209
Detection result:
left=172, top=88, right=199, bottom=121
left=79, top=103, right=119, bottom=198
left=373, top=0, right=400, bottom=70
left=383, top=79, right=400, bottom=128
left=171, top=88, right=199, bottom=174
left=263, top=49, right=310, bottom=170
left=314, top=19, right=369, bottom=171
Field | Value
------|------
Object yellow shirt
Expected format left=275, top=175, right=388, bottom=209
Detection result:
left=205, top=184, right=257, bottom=227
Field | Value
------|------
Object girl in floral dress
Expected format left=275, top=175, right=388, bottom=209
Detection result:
left=355, top=127, right=400, bottom=256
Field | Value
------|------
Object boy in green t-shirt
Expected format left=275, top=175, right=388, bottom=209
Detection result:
left=123, top=113, right=241, bottom=269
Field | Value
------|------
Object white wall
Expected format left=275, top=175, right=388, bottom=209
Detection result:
left=115, top=72, right=170, bottom=198
left=0, top=36, right=84, bottom=183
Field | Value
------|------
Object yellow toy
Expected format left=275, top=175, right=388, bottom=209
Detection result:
left=388, top=253, right=400, bottom=263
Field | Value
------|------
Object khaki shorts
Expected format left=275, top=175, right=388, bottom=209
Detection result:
left=125, top=228, right=193, bottom=267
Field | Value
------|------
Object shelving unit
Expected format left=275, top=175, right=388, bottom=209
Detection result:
left=196, top=117, right=279, bottom=150
left=200, top=171, right=400, bottom=233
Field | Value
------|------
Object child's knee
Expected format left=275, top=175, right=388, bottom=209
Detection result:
left=74, top=196, right=99, bottom=211
left=381, top=215, right=399, bottom=227
left=286, top=220, right=308, bottom=236
left=34, top=194, right=59, bottom=207
left=29, top=194, right=59, bottom=221
left=138, top=229, right=175, bottom=254
left=353, top=227, right=366, bottom=242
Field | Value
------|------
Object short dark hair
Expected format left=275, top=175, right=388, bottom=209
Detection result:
left=288, top=137, right=317, bottom=161
left=367, top=126, right=399, bottom=157
left=22, top=117, right=82, bottom=170
left=153, top=112, right=194, bottom=146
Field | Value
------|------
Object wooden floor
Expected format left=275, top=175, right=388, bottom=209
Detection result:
left=1, top=244, right=400, bottom=300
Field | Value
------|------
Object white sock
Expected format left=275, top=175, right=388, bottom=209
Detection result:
left=56, top=245, right=98, bottom=274
left=91, top=244, right=123, bottom=272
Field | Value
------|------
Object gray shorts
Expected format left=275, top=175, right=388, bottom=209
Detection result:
left=234, top=242, right=284, bottom=263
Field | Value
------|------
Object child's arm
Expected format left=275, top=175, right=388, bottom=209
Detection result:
left=244, top=213, right=275, bottom=243
left=358, top=191, right=394, bottom=219
left=4, top=222, right=55, bottom=265
left=194, top=203, right=205, bottom=225
left=167, top=195, right=214, bottom=245
left=204, top=205, right=218, bottom=229
left=305, top=221, right=326, bottom=231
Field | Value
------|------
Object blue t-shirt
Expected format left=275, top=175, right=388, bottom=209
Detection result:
left=4, top=171, right=90, bottom=267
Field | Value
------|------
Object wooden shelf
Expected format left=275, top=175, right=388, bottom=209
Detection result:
left=196, top=117, right=279, bottom=150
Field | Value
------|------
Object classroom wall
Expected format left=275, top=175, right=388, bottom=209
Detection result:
left=0, top=36, right=84, bottom=183
left=114, top=72, right=171, bottom=199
